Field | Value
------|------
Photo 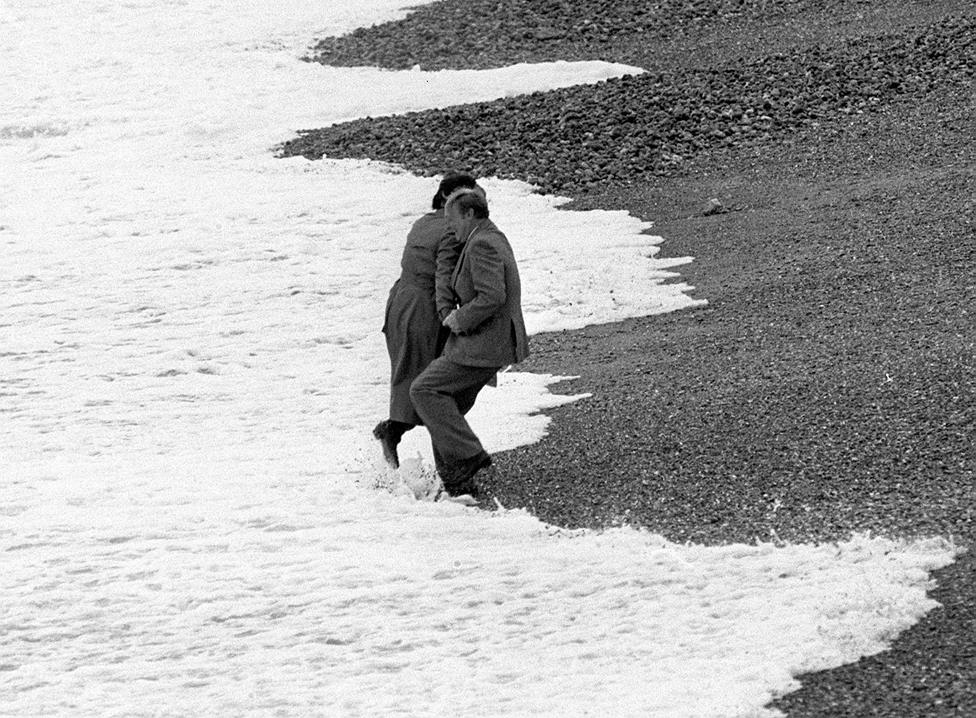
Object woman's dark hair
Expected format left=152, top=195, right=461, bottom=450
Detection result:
left=432, top=172, right=477, bottom=209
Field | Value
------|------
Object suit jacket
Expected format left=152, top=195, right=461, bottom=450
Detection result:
left=444, top=219, right=530, bottom=367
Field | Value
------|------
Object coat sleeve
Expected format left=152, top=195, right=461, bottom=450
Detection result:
left=454, top=236, right=507, bottom=334
left=435, top=228, right=461, bottom=320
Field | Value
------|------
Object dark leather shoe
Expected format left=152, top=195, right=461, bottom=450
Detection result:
left=372, top=420, right=401, bottom=469
left=458, top=450, right=492, bottom=483
left=441, top=451, right=491, bottom=496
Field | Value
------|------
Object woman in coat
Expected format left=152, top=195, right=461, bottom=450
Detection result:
left=373, top=173, right=480, bottom=468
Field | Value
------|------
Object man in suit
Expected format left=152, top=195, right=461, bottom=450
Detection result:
left=409, top=189, right=530, bottom=502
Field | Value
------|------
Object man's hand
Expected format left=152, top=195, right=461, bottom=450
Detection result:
left=442, top=309, right=461, bottom=334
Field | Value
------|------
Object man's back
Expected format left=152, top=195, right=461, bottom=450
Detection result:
left=445, top=220, right=529, bottom=368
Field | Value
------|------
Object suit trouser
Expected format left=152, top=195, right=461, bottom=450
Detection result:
left=410, top=357, right=500, bottom=472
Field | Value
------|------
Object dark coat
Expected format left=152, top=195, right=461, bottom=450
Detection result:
left=443, top=219, right=530, bottom=368
left=382, top=210, right=461, bottom=424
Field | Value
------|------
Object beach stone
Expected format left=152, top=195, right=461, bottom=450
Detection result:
left=703, top=198, right=728, bottom=216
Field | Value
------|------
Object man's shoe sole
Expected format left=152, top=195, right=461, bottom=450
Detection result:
left=437, top=492, right=479, bottom=507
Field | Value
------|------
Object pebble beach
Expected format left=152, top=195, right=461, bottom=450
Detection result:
left=285, top=1, right=976, bottom=715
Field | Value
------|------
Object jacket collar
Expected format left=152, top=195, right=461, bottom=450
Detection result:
left=463, top=218, right=492, bottom=244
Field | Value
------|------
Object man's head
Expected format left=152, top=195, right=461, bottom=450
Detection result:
left=444, top=188, right=489, bottom=238
left=432, top=172, right=478, bottom=210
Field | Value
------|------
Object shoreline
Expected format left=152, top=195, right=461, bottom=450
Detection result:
left=292, top=2, right=976, bottom=714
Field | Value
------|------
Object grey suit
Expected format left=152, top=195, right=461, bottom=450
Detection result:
left=410, top=219, right=530, bottom=480
left=443, top=220, right=529, bottom=366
